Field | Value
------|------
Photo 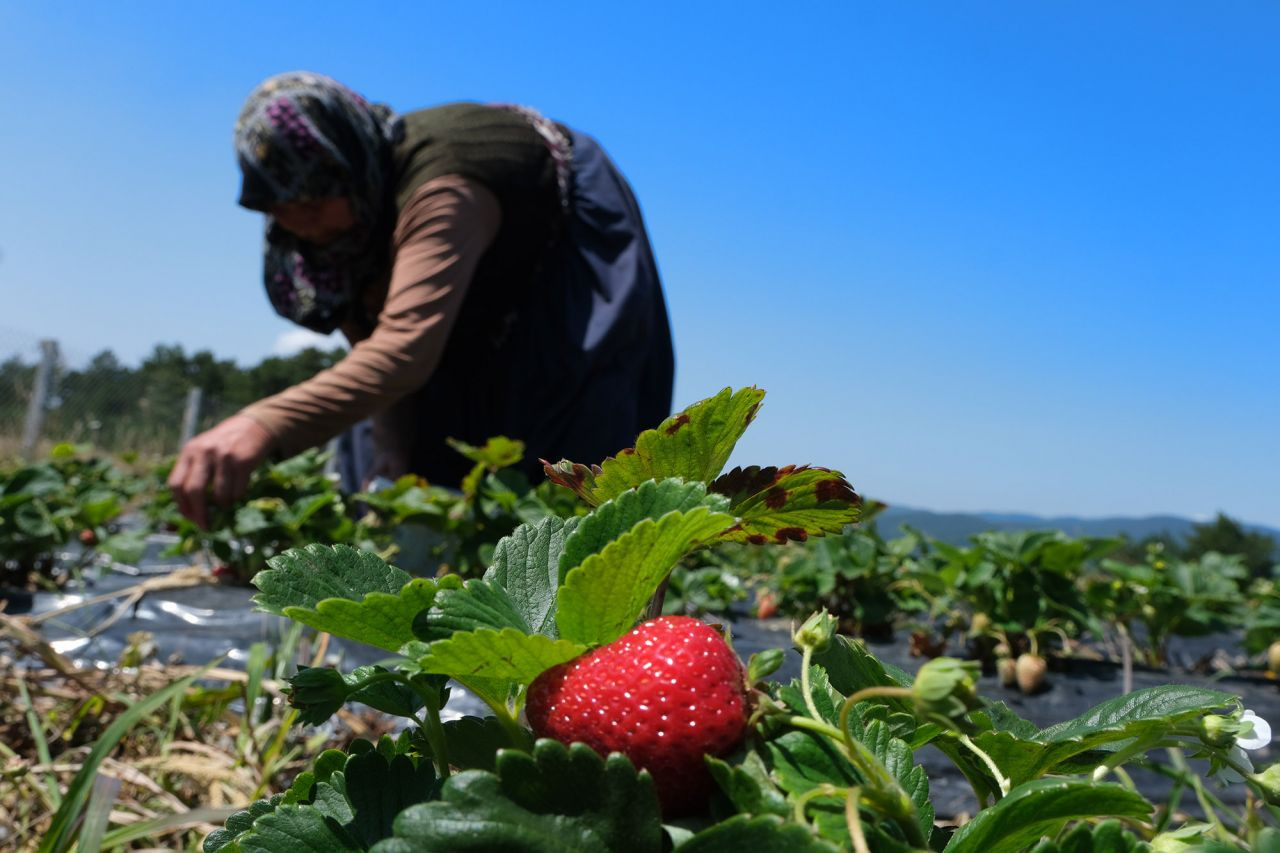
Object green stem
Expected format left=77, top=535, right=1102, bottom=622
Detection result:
left=398, top=675, right=451, bottom=780
left=349, top=670, right=403, bottom=692
left=837, top=686, right=913, bottom=748
left=787, top=715, right=845, bottom=742
left=800, top=646, right=823, bottom=721
left=420, top=698, right=451, bottom=780
left=845, top=787, right=872, bottom=853
left=786, top=715, right=927, bottom=849
left=792, top=784, right=845, bottom=827
left=958, top=733, right=1011, bottom=797
left=491, top=703, right=530, bottom=749
left=1168, top=747, right=1233, bottom=841
left=1112, top=765, right=1137, bottom=791
left=1154, top=760, right=1186, bottom=833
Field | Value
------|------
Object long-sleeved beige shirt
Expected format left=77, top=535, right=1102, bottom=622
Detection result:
left=240, top=175, right=502, bottom=460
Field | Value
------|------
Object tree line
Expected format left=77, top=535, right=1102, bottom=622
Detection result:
left=0, top=344, right=345, bottom=454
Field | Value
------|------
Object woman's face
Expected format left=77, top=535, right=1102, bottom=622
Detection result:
left=269, top=197, right=356, bottom=245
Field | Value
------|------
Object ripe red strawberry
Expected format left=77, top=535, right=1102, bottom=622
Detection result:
left=526, top=616, right=749, bottom=817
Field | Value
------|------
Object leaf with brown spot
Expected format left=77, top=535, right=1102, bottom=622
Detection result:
left=773, top=527, right=809, bottom=543
left=716, top=466, right=862, bottom=545
left=540, top=459, right=602, bottom=505
left=557, top=387, right=766, bottom=504
left=710, top=465, right=796, bottom=505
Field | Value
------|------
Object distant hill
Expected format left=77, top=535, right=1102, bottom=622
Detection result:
left=873, top=505, right=1280, bottom=547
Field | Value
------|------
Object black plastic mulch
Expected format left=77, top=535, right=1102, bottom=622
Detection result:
left=5, top=537, right=1277, bottom=820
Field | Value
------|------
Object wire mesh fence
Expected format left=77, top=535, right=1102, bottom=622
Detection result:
left=0, top=327, right=344, bottom=461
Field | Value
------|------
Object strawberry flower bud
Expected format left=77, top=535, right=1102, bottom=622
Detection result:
left=1198, top=715, right=1239, bottom=749
left=912, top=658, right=982, bottom=733
left=1249, top=763, right=1280, bottom=807
left=1196, top=710, right=1269, bottom=777
left=793, top=610, right=838, bottom=653
left=286, top=666, right=351, bottom=725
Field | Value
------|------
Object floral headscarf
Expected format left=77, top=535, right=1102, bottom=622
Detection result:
left=234, top=72, right=404, bottom=333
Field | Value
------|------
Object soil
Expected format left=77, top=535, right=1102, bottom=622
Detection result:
left=4, top=537, right=1276, bottom=820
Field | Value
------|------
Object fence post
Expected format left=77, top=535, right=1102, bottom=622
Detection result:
left=179, top=387, right=203, bottom=448
left=20, top=339, right=59, bottom=461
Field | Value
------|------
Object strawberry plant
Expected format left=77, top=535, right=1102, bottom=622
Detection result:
left=764, top=517, right=945, bottom=640
left=355, top=436, right=579, bottom=577
left=154, top=448, right=376, bottom=581
left=0, top=444, right=147, bottom=586
left=201, top=388, right=1280, bottom=852
left=1084, top=543, right=1247, bottom=667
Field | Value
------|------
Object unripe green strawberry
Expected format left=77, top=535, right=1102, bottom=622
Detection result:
left=526, top=616, right=749, bottom=817
left=1268, top=640, right=1280, bottom=675
left=1015, top=653, right=1047, bottom=694
left=997, top=655, right=1017, bottom=688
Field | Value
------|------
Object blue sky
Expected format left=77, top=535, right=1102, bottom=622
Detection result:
left=1, top=2, right=1277, bottom=527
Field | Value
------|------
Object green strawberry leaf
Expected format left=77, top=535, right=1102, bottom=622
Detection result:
left=413, top=579, right=534, bottom=641
left=207, top=748, right=438, bottom=853
left=706, top=753, right=789, bottom=818
left=1029, top=820, right=1152, bottom=853
left=970, top=685, right=1239, bottom=786
left=449, top=436, right=526, bottom=498
left=226, top=803, right=362, bottom=852
left=810, top=634, right=911, bottom=700
left=371, top=741, right=662, bottom=853
left=440, top=716, right=535, bottom=772
left=810, top=636, right=1002, bottom=802
left=448, top=435, right=525, bottom=469
left=286, top=665, right=430, bottom=725
left=544, top=387, right=766, bottom=505
left=556, top=507, right=736, bottom=646
left=324, top=751, right=440, bottom=849
left=254, top=545, right=453, bottom=652
left=763, top=729, right=859, bottom=796
left=1034, top=685, right=1239, bottom=744
left=204, top=795, right=287, bottom=852
left=558, top=478, right=728, bottom=581
left=485, top=516, right=582, bottom=637
left=747, top=648, right=786, bottom=684
left=680, top=814, right=841, bottom=852
left=771, top=667, right=933, bottom=847
left=942, top=779, right=1152, bottom=853
left=347, top=666, right=425, bottom=719
left=710, top=465, right=862, bottom=545
left=777, top=666, right=841, bottom=724
left=972, top=702, right=1040, bottom=740
left=399, top=640, right=519, bottom=716
left=415, top=628, right=585, bottom=684
left=853, top=718, right=934, bottom=841
left=97, top=528, right=148, bottom=564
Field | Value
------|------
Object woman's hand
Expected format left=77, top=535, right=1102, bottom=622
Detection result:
left=168, top=415, right=274, bottom=530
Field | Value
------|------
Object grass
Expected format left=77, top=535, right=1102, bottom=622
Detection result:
left=0, top=603, right=395, bottom=851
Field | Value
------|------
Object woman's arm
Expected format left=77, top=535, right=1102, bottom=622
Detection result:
left=241, top=176, right=502, bottom=452
left=169, top=176, right=501, bottom=527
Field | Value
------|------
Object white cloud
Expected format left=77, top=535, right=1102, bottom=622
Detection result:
left=272, top=328, right=346, bottom=356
